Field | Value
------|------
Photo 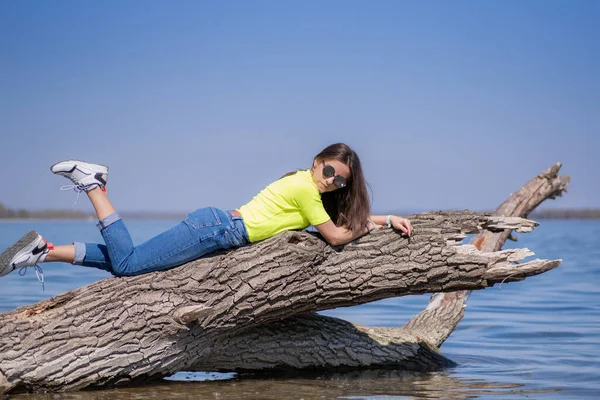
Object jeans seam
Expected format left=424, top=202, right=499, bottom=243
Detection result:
left=198, top=227, right=227, bottom=241
left=142, top=230, right=230, bottom=270
left=142, top=223, right=228, bottom=270
left=229, top=228, right=244, bottom=244
left=141, top=241, right=204, bottom=270
left=102, top=226, right=130, bottom=273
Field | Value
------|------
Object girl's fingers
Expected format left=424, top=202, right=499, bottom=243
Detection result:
left=397, top=222, right=408, bottom=235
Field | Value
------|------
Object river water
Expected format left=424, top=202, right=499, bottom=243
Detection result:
left=0, top=219, right=598, bottom=399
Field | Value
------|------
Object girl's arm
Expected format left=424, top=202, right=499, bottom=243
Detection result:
left=370, top=215, right=413, bottom=237
left=314, top=215, right=412, bottom=245
left=313, top=219, right=371, bottom=246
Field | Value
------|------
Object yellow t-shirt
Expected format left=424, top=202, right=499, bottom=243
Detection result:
left=238, top=169, right=331, bottom=242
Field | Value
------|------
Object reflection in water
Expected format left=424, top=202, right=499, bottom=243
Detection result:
left=8, top=369, right=560, bottom=400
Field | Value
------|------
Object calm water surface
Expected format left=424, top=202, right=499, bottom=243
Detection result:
left=0, top=219, right=598, bottom=399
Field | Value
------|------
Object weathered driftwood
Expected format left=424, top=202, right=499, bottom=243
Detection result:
left=0, top=165, right=567, bottom=393
left=185, top=164, right=569, bottom=373
left=403, top=162, right=569, bottom=346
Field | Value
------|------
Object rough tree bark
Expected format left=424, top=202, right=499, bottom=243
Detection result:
left=0, top=164, right=568, bottom=393
left=188, top=163, right=570, bottom=373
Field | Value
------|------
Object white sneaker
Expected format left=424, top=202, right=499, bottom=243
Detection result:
left=51, top=160, right=109, bottom=192
left=0, top=231, right=48, bottom=277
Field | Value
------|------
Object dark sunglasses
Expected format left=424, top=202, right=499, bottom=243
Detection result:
left=322, top=161, right=347, bottom=189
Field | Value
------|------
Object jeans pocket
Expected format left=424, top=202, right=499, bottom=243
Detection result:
left=184, top=207, right=222, bottom=230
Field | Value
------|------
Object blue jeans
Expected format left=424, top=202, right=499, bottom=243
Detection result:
left=73, top=207, right=249, bottom=276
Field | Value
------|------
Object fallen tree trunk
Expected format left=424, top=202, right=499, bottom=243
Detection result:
left=0, top=165, right=568, bottom=393
left=187, top=163, right=570, bottom=373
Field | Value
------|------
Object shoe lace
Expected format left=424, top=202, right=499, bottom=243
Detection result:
left=18, top=264, right=45, bottom=291
left=60, top=184, right=88, bottom=206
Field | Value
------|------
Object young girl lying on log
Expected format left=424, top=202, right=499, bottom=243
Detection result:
left=0, top=143, right=412, bottom=283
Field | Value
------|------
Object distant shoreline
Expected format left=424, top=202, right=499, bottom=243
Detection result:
left=1, top=209, right=600, bottom=221
left=0, top=213, right=186, bottom=222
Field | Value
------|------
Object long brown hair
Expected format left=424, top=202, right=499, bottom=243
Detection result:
left=314, top=143, right=371, bottom=231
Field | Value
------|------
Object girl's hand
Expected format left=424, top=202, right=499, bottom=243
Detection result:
left=390, top=216, right=413, bottom=237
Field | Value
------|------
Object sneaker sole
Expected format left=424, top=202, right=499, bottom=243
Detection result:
left=0, top=230, right=40, bottom=277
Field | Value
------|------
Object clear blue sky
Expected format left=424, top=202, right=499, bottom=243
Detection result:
left=1, top=0, right=598, bottom=214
